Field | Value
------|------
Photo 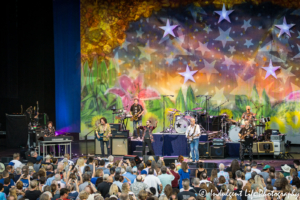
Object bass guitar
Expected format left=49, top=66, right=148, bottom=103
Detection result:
left=131, top=110, right=142, bottom=121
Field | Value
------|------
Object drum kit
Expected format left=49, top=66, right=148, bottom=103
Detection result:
left=165, top=107, right=206, bottom=134
left=226, top=114, right=270, bottom=142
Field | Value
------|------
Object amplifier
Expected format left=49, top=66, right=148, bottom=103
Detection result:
left=258, top=142, right=274, bottom=153
left=271, top=134, right=285, bottom=142
left=109, top=123, right=121, bottom=132
left=112, top=130, right=129, bottom=138
left=210, top=145, right=225, bottom=158
left=213, top=138, right=224, bottom=142
left=199, top=141, right=210, bottom=158
left=273, top=141, right=285, bottom=156
left=112, top=138, right=128, bottom=156
left=213, top=142, right=225, bottom=146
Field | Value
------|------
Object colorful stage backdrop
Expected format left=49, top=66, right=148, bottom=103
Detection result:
left=80, top=0, right=300, bottom=143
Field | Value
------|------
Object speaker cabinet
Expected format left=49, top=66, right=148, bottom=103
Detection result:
left=163, top=156, right=177, bottom=166
left=199, top=141, right=210, bottom=157
left=95, top=139, right=110, bottom=155
left=110, top=123, right=121, bottom=132
left=210, top=146, right=225, bottom=158
left=252, top=142, right=258, bottom=154
left=111, top=138, right=128, bottom=156
left=258, top=142, right=274, bottom=153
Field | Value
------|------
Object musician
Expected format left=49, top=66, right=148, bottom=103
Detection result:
left=130, top=98, right=144, bottom=140
left=241, top=106, right=255, bottom=124
left=44, top=121, right=58, bottom=155
left=96, top=117, right=112, bottom=157
left=238, top=120, right=255, bottom=163
left=185, top=118, right=201, bottom=162
left=139, top=120, right=157, bottom=156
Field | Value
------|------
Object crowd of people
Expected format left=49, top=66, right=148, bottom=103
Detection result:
left=0, top=152, right=300, bottom=200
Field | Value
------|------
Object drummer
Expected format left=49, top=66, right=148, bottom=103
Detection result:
left=241, top=106, right=256, bottom=127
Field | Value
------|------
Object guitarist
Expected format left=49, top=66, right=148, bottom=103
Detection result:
left=130, top=98, right=144, bottom=140
left=96, top=117, right=112, bottom=157
left=185, top=118, right=201, bottom=163
left=139, top=120, right=157, bottom=155
left=238, top=120, right=255, bottom=164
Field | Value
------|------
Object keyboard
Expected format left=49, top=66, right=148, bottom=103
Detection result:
left=43, top=136, right=74, bottom=141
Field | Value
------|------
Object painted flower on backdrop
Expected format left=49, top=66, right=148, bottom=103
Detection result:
left=106, top=74, right=161, bottom=111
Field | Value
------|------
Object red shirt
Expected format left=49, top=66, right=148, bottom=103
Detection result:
left=170, top=170, right=180, bottom=188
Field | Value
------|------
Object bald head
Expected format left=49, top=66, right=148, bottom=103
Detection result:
left=136, top=175, right=142, bottom=182
left=107, top=176, right=113, bottom=183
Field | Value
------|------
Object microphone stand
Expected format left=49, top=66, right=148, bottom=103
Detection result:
left=84, top=126, right=98, bottom=156
left=213, top=100, right=229, bottom=137
left=161, top=95, right=173, bottom=156
left=197, top=95, right=212, bottom=131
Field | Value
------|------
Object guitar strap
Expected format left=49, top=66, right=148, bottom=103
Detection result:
left=190, top=125, right=197, bottom=137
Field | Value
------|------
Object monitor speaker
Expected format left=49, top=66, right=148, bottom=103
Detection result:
left=163, top=156, right=177, bottom=166
left=111, top=138, right=128, bottom=156
left=95, top=139, right=109, bottom=155
left=199, top=141, right=210, bottom=157
left=210, top=146, right=225, bottom=158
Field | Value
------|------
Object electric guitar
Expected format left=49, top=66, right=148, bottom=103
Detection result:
left=96, top=131, right=104, bottom=141
left=187, top=125, right=198, bottom=144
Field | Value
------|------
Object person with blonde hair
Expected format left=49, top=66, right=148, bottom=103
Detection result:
left=79, top=191, right=89, bottom=200
left=254, top=175, right=265, bottom=191
left=8, top=187, right=17, bottom=200
left=109, top=184, right=120, bottom=196
left=40, top=193, right=51, bottom=200
left=77, top=157, right=87, bottom=174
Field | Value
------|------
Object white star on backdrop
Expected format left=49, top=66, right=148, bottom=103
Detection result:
left=214, top=3, right=234, bottom=23
left=137, top=40, right=157, bottom=61
left=215, top=27, right=234, bottom=48
left=159, top=19, right=179, bottom=38
left=200, top=59, right=218, bottom=81
left=241, top=19, right=252, bottom=31
left=262, top=59, right=280, bottom=79
left=204, top=24, right=212, bottom=34
left=277, top=66, right=295, bottom=83
left=228, top=46, right=236, bottom=54
left=136, top=28, right=144, bottom=38
left=244, top=39, right=254, bottom=48
left=246, top=58, right=256, bottom=67
left=222, top=55, right=235, bottom=70
left=196, top=41, right=210, bottom=55
left=120, top=40, right=131, bottom=51
left=178, top=65, right=198, bottom=84
left=275, top=17, right=295, bottom=37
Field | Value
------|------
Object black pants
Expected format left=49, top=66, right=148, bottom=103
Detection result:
left=100, top=140, right=110, bottom=157
left=240, top=142, right=253, bottom=162
left=143, top=139, right=155, bottom=155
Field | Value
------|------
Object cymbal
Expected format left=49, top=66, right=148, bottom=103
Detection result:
left=192, top=107, right=202, bottom=110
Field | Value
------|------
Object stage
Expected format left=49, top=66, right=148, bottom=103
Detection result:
left=129, top=132, right=240, bottom=157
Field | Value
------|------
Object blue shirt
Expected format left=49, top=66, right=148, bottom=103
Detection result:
left=217, top=171, right=229, bottom=184
left=21, top=179, right=29, bottom=189
left=97, top=167, right=110, bottom=175
left=0, top=192, right=6, bottom=200
left=123, top=172, right=136, bottom=183
left=0, top=178, right=15, bottom=187
left=91, top=177, right=99, bottom=185
left=245, top=172, right=252, bottom=180
left=45, top=176, right=66, bottom=186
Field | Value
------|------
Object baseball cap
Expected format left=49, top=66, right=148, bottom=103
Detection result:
left=132, top=167, right=137, bottom=173
left=141, top=170, right=147, bottom=175
left=263, top=165, right=270, bottom=170
left=145, top=188, right=153, bottom=195
left=36, top=156, right=43, bottom=161
left=8, top=162, right=15, bottom=166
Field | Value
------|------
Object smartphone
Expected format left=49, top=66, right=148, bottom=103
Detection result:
left=58, top=183, right=60, bottom=188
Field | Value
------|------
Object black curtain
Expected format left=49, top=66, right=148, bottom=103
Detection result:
left=0, top=0, right=55, bottom=131
left=6, top=115, right=28, bottom=148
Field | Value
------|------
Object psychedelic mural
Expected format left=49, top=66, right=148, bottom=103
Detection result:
left=80, top=0, right=300, bottom=143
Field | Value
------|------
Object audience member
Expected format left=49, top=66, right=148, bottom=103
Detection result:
left=218, top=164, right=229, bottom=184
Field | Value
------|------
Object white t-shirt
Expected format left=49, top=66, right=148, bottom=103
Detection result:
left=60, top=159, right=74, bottom=166
left=143, top=168, right=157, bottom=176
left=11, top=160, right=22, bottom=169
left=185, top=125, right=201, bottom=139
left=143, top=175, right=161, bottom=197
left=251, top=168, right=261, bottom=174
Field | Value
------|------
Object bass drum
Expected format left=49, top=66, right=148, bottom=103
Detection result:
left=229, top=126, right=241, bottom=142
left=175, top=118, right=190, bottom=134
